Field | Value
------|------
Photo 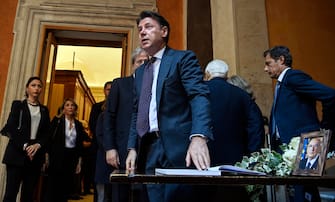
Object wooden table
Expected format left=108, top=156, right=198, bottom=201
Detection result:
left=110, top=171, right=335, bottom=187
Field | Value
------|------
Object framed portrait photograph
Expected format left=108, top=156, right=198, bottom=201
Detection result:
left=293, top=129, right=332, bottom=176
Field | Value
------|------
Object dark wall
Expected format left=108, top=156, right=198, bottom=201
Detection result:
left=187, top=0, right=213, bottom=69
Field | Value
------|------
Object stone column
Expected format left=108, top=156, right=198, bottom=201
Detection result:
left=210, top=0, right=272, bottom=116
left=211, top=0, right=238, bottom=75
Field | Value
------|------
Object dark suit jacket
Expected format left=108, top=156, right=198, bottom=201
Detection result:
left=206, top=78, right=264, bottom=165
left=89, top=101, right=104, bottom=136
left=271, top=69, right=335, bottom=145
left=47, top=116, right=87, bottom=172
left=89, top=100, right=104, bottom=151
left=2, top=100, right=50, bottom=167
left=95, top=112, right=112, bottom=183
left=299, top=156, right=319, bottom=170
left=103, top=76, right=134, bottom=169
left=128, top=47, right=213, bottom=167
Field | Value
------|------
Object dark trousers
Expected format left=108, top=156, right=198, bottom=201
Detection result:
left=203, top=185, right=250, bottom=202
left=138, top=134, right=203, bottom=202
left=3, top=160, right=40, bottom=202
left=111, top=184, right=130, bottom=202
left=46, top=148, right=78, bottom=202
left=82, top=149, right=96, bottom=193
left=293, top=185, right=321, bottom=202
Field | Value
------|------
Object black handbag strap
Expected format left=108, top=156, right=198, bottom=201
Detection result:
left=1, top=100, right=24, bottom=137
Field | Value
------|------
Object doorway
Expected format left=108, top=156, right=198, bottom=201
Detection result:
left=37, top=26, right=130, bottom=120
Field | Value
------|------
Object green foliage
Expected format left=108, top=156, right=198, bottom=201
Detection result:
left=235, top=137, right=300, bottom=201
left=235, top=148, right=293, bottom=176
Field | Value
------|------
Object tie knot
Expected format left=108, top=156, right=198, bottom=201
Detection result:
left=148, top=57, right=156, bottom=64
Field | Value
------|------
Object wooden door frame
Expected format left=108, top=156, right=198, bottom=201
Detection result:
left=35, top=24, right=130, bottom=110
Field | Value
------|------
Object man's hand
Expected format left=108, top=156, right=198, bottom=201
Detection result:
left=185, top=136, right=210, bottom=170
left=126, top=149, right=137, bottom=174
left=106, top=149, right=120, bottom=169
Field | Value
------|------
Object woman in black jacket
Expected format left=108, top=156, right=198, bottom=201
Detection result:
left=46, top=98, right=89, bottom=202
left=1, top=76, right=50, bottom=202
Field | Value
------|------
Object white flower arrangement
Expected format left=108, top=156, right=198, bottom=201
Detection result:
left=235, top=137, right=300, bottom=176
left=234, top=129, right=333, bottom=202
left=327, top=150, right=335, bottom=159
left=234, top=137, right=300, bottom=201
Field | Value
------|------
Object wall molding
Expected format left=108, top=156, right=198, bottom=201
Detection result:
left=0, top=0, right=155, bottom=198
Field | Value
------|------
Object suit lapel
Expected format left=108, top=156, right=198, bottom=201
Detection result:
left=21, top=100, right=31, bottom=133
left=37, top=105, right=48, bottom=136
left=135, top=64, right=145, bottom=96
left=61, top=117, right=66, bottom=144
left=156, top=48, right=173, bottom=111
left=274, top=69, right=292, bottom=108
left=273, top=69, right=291, bottom=109
left=125, top=76, right=134, bottom=89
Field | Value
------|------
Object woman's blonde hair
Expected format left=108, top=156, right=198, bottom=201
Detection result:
left=60, top=98, right=78, bottom=117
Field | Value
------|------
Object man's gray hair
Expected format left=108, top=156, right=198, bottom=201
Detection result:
left=131, top=47, right=146, bottom=65
left=205, top=59, right=229, bottom=78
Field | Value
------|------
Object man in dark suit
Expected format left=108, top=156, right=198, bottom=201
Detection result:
left=89, top=81, right=113, bottom=137
left=104, top=47, right=148, bottom=170
left=264, top=45, right=335, bottom=202
left=126, top=11, right=213, bottom=202
left=103, top=47, right=148, bottom=202
left=88, top=81, right=112, bottom=200
left=264, top=46, right=335, bottom=147
left=299, top=137, right=321, bottom=170
left=89, top=81, right=113, bottom=153
left=205, top=59, right=264, bottom=166
left=204, top=59, right=265, bottom=201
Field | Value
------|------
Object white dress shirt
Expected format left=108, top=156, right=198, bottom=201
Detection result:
left=28, top=104, right=41, bottom=140
left=65, top=118, right=77, bottom=148
left=148, top=47, right=166, bottom=132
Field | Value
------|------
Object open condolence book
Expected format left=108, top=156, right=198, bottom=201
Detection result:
left=155, top=165, right=266, bottom=176
left=209, top=165, right=266, bottom=175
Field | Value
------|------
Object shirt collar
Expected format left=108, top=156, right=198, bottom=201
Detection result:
left=277, top=67, right=291, bottom=82
left=153, top=46, right=166, bottom=60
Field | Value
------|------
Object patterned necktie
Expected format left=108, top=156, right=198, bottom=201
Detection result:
left=136, top=57, right=156, bottom=137
left=271, top=81, right=281, bottom=137
left=306, top=162, right=311, bottom=169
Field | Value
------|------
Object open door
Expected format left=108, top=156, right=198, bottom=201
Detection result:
left=36, top=26, right=129, bottom=119
left=38, top=31, right=58, bottom=108
left=121, top=34, right=129, bottom=77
